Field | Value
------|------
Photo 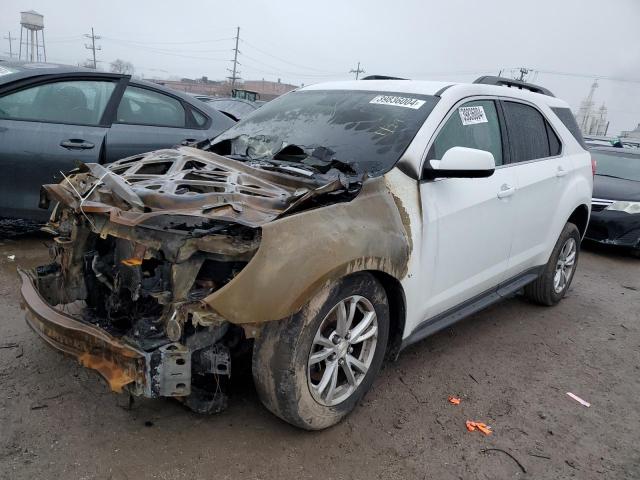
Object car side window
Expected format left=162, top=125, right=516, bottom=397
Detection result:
left=116, top=86, right=186, bottom=128
left=191, top=108, right=208, bottom=127
left=502, top=101, right=561, bottom=163
left=0, top=80, right=116, bottom=125
left=428, top=100, right=503, bottom=166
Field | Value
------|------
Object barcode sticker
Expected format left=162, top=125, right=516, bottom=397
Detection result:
left=459, top=106, right=488, bottom=125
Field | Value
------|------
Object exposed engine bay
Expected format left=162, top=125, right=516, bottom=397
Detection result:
left=23, top=146, right=364, bottom=413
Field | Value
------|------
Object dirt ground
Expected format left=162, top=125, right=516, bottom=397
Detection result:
left=0, top=231, right=638, bottom=480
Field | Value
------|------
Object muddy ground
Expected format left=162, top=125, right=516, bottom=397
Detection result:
left=0, top=230, right=638, bottom=480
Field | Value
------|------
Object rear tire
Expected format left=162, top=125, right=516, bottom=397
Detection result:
left=524, top=222, right=581, bottom=306
left=252, top=272, right=389, bottom=430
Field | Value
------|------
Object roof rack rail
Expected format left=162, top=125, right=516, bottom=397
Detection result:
left=473, top=75, right=554, bottom=97
left=361, top=75, right=408, bottom=80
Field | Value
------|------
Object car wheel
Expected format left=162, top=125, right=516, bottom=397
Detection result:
left=524, top=222, right=581, bottom=306
left=252, top=272, right=389, bottom=430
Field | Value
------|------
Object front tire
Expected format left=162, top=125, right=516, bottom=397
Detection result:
left=252, top=272, right=389, bottom=430
left=524, top=222, right=581, bottom=306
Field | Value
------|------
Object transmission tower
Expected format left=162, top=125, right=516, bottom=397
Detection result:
left=84, top=27, right=101, bottom=69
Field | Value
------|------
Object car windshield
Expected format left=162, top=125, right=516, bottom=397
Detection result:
left=211, top=89, right=439, bottom=176
left=593, top=150, right=640, bottom=182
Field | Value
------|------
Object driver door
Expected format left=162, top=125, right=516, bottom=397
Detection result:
left=418, top=99, right=516, bottom=320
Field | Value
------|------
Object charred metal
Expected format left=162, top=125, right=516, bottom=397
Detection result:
left=20, top=146, right=411, bottom=413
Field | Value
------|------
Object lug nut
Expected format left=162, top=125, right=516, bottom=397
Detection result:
left=338, top=358, right=344, bottom=365
left=329, top=353, right=337, bottom=361
left=332, top=335, right=341, bottom=345
left=348, top=346, right=353, bottom=354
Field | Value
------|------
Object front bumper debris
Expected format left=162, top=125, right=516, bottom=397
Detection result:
left=585, top=210, right=640, bottom=250
left=19, top=269, right=191, bottom=397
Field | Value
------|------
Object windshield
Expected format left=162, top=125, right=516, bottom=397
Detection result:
left=210, top=89, right=439, bottom=176
left=593, top=150, right=640, bottom=182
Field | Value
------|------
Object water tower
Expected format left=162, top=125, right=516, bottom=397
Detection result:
left=19, top=10, right=46, bottom=62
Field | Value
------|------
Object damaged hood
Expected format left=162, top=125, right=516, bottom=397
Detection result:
left=43, top=147, right=361, bottom=228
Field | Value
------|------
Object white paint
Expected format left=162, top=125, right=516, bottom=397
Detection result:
left=388, top=83, right=592, bottom=339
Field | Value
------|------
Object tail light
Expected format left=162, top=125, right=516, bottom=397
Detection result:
left=591, top=156, right=597, bottom=177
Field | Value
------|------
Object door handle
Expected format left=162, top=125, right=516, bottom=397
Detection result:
left=60, top=139, right=95, bottom=150
left=497, top=184, right=516, bottom=198
left=556, top=166, right=568, bottom=177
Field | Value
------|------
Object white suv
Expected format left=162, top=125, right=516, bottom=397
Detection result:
left=22, top=76, right=592, bottom=430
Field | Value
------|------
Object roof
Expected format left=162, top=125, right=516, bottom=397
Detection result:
left=300, top=78, right=569, bottom=108
left=301, top=80, right=453, bottom=96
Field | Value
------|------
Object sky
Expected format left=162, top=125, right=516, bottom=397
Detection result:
left=1, top=0, right=639, bottom=134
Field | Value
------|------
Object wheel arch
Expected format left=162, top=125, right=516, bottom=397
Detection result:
left=568, top=204, right=590, bottom=239
left=367, top=270, right=406, bottom=360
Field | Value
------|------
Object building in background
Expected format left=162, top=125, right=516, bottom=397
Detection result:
left=575, top=80, right=609, bottom=136
left=152, top=77, right=298, bottom=101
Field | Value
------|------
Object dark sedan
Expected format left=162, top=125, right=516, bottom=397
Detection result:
left=586, top=147, right=640, bottom=255
left=0, top=61, right=234, bottom=220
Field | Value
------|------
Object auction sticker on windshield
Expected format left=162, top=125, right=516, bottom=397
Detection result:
left=458, top=106, right=487, bottom=125
left=370, top=95, right=426, bottom=109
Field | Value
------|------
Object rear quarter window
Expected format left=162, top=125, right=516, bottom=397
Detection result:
left=551, top=107, right=587, bottom=149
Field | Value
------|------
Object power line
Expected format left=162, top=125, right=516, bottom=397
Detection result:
left=240, top=38, right=342, bottom=74
left=227, top=26, right=241, bottom=89
left=100, top=36, right=235, bottom=46
left=100, top=38, right=229, bottom=60
left=84, top=27, right=101, bottom=69
left=4, top=31, right=17, bottom=58
left=350, top=61, right=365, bottom=80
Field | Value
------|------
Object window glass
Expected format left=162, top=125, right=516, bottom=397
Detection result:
left=116, top=86, right=186, bottom=127
left=551, top=107, right=587, bottom=149
left=428, top=100, right=503, bottom=166
left=213, top=90, right=439, bottom=176
left=191, top=108, right=208, bottom=127
left=546, top=122, right=561, bottom=156
left=0, top=80, right=115, bottom=125
left=502, top=101, right=552, bottom=162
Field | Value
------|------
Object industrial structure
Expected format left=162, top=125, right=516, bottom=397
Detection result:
left=575, top=80, right=609, bottom=136
left=19, top=10, right=46, bottom=62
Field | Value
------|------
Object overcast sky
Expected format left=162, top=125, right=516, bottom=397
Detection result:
left=1, top=0, right=639, bottom=133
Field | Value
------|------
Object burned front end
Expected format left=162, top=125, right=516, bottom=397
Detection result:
left=20, top=147, right=362, bottom=412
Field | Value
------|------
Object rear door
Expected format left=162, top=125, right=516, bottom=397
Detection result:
left=0, top=76, right=120, bottom=220
left=418, top=99, right=517, bottom=320
left=104, top=84, right=211, bottom=163
left=500, top=100, right=571, bottom=276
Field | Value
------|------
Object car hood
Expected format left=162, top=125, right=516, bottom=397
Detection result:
left=593, top=175, right=640, bottom=202
left=42, top=146, right=361, bottom=229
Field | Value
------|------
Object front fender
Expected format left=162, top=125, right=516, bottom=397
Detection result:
left=204, top=175, right=411, bottom=324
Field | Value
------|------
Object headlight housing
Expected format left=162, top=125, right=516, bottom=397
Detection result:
left=605, top=201, right=640, bottom=214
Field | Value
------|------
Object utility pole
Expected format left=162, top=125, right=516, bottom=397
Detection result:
left=4, top=31, right=17, bottom=58
left=227, top=26, right=241, bottom=90
left=516, top=67, right=530, bottom=82
left=350, top=61, right=365, bottom=80
left=84, top=27, right=101, bottom=69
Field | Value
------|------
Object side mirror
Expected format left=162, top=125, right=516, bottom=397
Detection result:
left=423, top=146, right=496, bottom=179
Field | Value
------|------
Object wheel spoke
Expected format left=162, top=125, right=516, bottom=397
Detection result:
left=324, top=361, right=339, bottom=402
left=565, top=251, right=576, bottom=266
left=309, top=348, right=333, bottom=365
left=342, top=360, right=357, bottom=386
left=335, top=301, right=348, bottom=336
left=354, top=324, right=377, bottom=344
left=316, top=360, right=338, bottom=397
left=345, top=297, right=358, bottom=333
left=313, top=332, right=334, bottom=349
left=347, top=354, right=368, bottom=375
left=349, top=311, right=376, bottom=343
